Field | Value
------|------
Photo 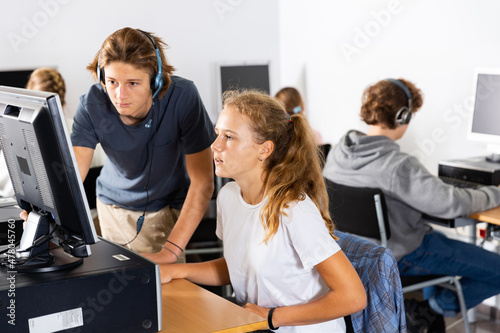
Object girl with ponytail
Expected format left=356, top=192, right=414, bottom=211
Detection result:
left=160, top=90, right=365, bottom=332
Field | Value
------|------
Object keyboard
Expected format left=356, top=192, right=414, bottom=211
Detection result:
left=439, top=176, right=483, bottom=189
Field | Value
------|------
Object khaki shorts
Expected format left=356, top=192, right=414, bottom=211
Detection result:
left=96, top=198, right=181, bottom=255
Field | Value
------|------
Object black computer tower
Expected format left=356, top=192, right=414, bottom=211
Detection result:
left=438, top=156, right=500, bottom=186
left=0, top=238, right=162, bottom=332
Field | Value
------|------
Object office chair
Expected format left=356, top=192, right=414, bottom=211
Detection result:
left=318, top=143, right=332, bottom=169
left=325, top=178, right=471, bottom=333
left=83, top=165, right=103, bottom=236
left=83, top=165, right=103, bottom=211
left=185, top=170, right=228, bottom=297
left=185, top=167, right=224, bottom=258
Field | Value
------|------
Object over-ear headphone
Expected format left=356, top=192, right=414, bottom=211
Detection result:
left=386, top=78, right=412, bottom=126
left=97, top=29, right=164, bottom=100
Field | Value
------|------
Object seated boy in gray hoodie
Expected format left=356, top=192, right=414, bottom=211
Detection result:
left=323, top=78, right=500, bottom=333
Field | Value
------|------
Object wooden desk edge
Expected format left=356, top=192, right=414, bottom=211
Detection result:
left=470, top=206, right=500, bottom=226
left=212, top=321, right=268, bottom=333
left=161, top=279, right=267, bottom=333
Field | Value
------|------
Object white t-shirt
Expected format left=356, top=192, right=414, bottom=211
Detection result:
left=216, top=182, right=346, bottom=332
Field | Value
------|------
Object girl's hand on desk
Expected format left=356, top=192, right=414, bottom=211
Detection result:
left=158, top=264, right=176, bottom=284
left=243, top=303, right=268, bottom=319
left=140, top=248, right=179, bottom=265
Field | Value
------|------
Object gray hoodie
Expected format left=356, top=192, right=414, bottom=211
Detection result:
left=323, top=130, right=500, bottom=260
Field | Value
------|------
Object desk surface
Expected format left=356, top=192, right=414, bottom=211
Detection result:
left=161, top=279, right=267, bottom=333
left=470, top=205, right=500, bottom=226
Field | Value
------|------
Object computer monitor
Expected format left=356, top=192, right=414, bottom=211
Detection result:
left=216, top=62, right=270, bottom=111
left=0, top=86, right=98, bottom=272
left=0, top=69, right=35, bottom=88
left=468, top=69, right=500, bottom=162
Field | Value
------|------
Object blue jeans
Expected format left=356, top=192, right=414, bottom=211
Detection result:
left=398, top=230, right=500, bottom=317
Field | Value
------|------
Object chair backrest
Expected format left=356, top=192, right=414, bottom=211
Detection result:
left=318, top=144, right=332, bottom=169
left=83, top=166, right=103, bottom=210
left=325, top=178, right=391, bottom=246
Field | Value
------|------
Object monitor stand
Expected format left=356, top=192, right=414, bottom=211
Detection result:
left=15, top=247, right=83, bottom=273
left=13, top=211, right=82, bottom=273
left=484, top=144, right=500, bottom=163
left=485, top=153, right=500, bottom=163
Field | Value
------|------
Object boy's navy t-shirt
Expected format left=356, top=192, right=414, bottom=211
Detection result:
left=71, top=76, right=215, bottom=211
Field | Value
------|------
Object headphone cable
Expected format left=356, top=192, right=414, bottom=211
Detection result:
left=119, top=79, right=175, bottom=248
left=120, top=94, right=159, bottom=247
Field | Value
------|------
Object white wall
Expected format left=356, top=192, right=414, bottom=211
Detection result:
left=0, top=0, right=281, bottom=122
left=3, top=0, right=500, bottom=174
left=279, top=0, right=500, bottom=173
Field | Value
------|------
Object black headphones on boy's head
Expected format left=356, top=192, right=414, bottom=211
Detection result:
left=386, top=78, right=413, bottom=126
left=97, top=29, right=164, bottom=99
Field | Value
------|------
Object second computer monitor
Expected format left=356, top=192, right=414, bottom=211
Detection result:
left=469, top=69, right=500, bottom=162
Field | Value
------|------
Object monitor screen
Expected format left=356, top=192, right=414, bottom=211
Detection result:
left=217, top=63, right=270, bottom=111
left=0, top=86, right=98, bottom=271
left=470, top=72, right=500, bottom=137
left=0, top=70, right=35, bottom=88
left=219, top=64, right=270, bottom=94
left=468, top=70, right=500, bottom=162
